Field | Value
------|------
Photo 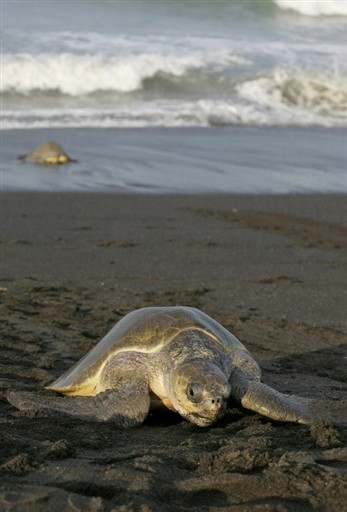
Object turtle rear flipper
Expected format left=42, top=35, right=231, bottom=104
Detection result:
left=230, top=376, right=347, bottom=425
left=7, top=380, right=150, bottom=428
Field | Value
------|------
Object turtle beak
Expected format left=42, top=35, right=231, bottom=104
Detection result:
left=188, top=406, right=225, bottom=427
left=188, top=385, right=230, bottom=427
left=209, top=382, right=231, bottom=414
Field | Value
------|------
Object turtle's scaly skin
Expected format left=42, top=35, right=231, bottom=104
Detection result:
left=7, top=307, right=347, bottom=428
left=17, top=141, right=77, bottom=165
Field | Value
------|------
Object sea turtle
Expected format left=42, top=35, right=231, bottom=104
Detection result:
left=7, top=306, right=347, bottom=428
left=17, top=141, right=77, bottom=165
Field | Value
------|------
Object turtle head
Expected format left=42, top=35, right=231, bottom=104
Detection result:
left=169, top=361, right=231, bottom=427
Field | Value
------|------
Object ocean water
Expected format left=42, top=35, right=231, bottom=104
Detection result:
left=2, top=0, right=347, bottom=193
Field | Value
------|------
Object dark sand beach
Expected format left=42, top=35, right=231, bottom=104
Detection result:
left=1, top=192, right=347, bottom=512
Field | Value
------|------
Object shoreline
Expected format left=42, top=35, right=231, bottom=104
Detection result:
left=3, top=126, right=347, bottom=193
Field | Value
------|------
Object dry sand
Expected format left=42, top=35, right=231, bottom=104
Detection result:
left=1, top=192, right=347, bottom=511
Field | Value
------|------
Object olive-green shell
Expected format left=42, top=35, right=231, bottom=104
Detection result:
left=18, top=141, right=75, bottom=164
left=47, top=306, right=248, bottom=396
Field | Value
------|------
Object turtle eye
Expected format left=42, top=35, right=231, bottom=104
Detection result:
left=186, top=383, right=203, bottom=403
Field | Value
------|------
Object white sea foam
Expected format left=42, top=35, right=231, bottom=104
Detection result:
left=1, top=102, right=208, bottom=129
left=1, top=50, right=245, bottom=96
left=274, top=0, right=347, bottom=16
left=2, top=53, right=200, bottom=95
left=4, top=65, right=346, bottom=129
left=2, top=22, right=346, bottom=129
left=237, top=69, right=347, bottom=115
left=3, top=89, right=347, bottom=130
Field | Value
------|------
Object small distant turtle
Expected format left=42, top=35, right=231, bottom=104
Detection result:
left=17, top=141, right=77, bottom=165
left=7, top=307, right=347, bottom=428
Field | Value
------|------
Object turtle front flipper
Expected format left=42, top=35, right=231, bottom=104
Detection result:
left=229, top=376, right=347, bottom=425
left=17, top=152, right=29, bottom=161
left=7, top=380, right=150, bottom=428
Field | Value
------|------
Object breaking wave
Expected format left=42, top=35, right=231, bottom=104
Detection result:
left=273, top=0, right=347, bottom=17
left=236, top=68, right=347, bottom=119
left=2, top=44, right=346, bottom=129
left=1, top=51, right=245, bottom=96
left=3, top=66, right=347, bottom=129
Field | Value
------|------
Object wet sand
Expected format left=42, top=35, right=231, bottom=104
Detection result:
left=1, top=192, right=347, bottom=511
